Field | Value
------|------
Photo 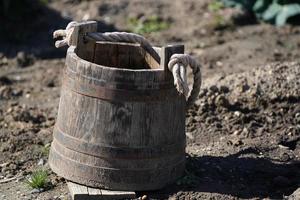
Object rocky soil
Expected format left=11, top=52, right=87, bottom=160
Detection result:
left=0, top=0, right=300, bottom=200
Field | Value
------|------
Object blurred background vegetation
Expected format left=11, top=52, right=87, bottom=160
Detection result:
left=221, top=0, right=300, bottom=26
left=1, top=0, right=300, bottom=43
left=1, top=0, right=300, bottom=58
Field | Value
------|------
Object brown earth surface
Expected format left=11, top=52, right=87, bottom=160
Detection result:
left=0, top=0, right=300, bottom=199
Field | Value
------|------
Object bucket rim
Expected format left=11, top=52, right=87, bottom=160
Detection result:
left=68, top=46, right=165, bottom=73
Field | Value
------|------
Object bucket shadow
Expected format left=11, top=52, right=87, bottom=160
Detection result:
left=0, top=1, right=118, bottom=59
left=144, top=148, right=300, bottom=199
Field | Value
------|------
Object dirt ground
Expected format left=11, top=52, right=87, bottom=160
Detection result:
left=0, top=0, right=299, bottom=199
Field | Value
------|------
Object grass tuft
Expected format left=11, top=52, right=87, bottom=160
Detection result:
left=25, top=169, right=48, bottom=189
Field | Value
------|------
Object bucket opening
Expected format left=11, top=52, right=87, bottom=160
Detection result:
left=76, top=41, right=161, bottom=70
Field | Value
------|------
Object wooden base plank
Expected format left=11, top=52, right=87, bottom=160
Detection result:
left=67, top=182, right=136, bottom=200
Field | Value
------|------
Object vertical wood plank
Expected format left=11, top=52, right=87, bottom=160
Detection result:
left=67, top=182, right=136, bottom=200
left=160, top=44, right=184, bottom=80
left=67, top=182, right=89, bottom=200
left=71, top=21, right=97, bottom=62
left=71, top=21, right=97, bottom=47
left=101, top=189, right=136, bottom=200
left=88, top=187, right=102, bottom=195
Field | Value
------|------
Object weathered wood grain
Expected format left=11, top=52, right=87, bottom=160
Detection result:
left=68, top=182, right=136, bottom=200
left=160, top=44, right=184, bottom=81
left=67, top=182, right=89, bottom=200
left=71, top=21, right=97, bottom=61
left=49, top=43, right=186, bottom=191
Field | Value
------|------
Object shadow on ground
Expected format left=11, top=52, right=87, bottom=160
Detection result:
left=0, top=1, right=117, bottom=59
left=143, top=148, right=300, bottom=199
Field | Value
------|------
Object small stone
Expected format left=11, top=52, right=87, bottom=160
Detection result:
left=234, top=111, right=241, bottom=117
left=198, top=88, right=208, bottom=98
left=215, top=95, right=229, bottom=107
left=280, top=152, right=291, bottom=162
left=278, top=144, right=289, bottom=149
left=216, top=61, right=223, bottom=67
left=0, top=162, right=9, bottom=168
left=266, top=116, right=273, bottom=124
left=220, top=85, right=229, bottom=93
left=141, top=195, right=148, bottom=200
left=209, top=85, right=219, bottom=93
left=233, top=130, right=241, bottom=135
left=186, top=132, right=194, bottom=140
left=242, top=127, right=249, bottom=136
left=270, top=93, right=278, bottom=101
left=273, top=49, right=282, bottom=58
left=232, top=138, right=243, bottom=146
left=215, top=122, right=222, bottom=129
left=295, top=113, right=300, bottom=123
left=30, top=188, right=43, bottom=194
left=9, top=163, right=17, bottom=170
left=37, top=159, right=44, bottom=166
left=0, top=54, right=8, bottom=66
left=240, top=83, right=250, bottom=92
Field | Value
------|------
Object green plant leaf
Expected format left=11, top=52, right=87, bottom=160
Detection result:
left=253, top=0, right=272, bottom=17
left=262, top=2, right=282, bottom=22
left=220, top=0, right=300, bottom=25
left=276, top=4, right=300, bottom=26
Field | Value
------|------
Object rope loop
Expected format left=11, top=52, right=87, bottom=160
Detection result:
left=168, top=54, right=202, bottom=108
left=53, top=21, right=201, bottom=108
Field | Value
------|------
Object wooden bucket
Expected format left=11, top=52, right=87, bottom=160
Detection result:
left=49, top=23, right=186, bottom=191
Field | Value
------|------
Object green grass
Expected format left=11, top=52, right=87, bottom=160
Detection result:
left=208, top=0, right=225, bottom=12
left=127, top=15, right=170, bottom=34
left=40, top=144, right=51, bottom=157
left=25, top=169, right=48, bottom=189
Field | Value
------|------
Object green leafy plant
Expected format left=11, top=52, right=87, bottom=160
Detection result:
left=25, top=169, right=49, bottom=189
left=127, top=15, right=170, bottom=34
left=220, top=0, right=300, bottom=26
left=209, top=0, right=225, bottom=12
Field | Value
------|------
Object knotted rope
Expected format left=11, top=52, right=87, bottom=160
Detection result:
left=53, top=21, right=201, bottom=108
left=53, top=21, right=78, bottom=48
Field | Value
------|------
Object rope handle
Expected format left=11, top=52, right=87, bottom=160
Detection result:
left=53, top=21, right=201, bottom=108
left=168, top=54, right=202, bottom=108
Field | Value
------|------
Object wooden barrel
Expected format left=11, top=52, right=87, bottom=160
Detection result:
left=49, top=41, right=186, bottom=191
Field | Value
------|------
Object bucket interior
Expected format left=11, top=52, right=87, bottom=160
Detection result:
left=76, top=41, right=161, bottom=70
